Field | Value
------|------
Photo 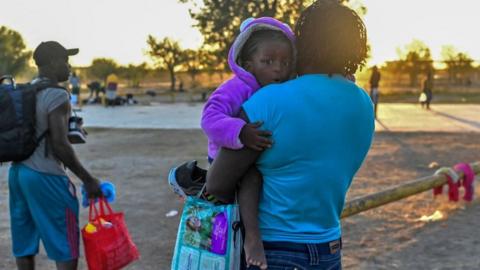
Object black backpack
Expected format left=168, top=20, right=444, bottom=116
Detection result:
left=0, top=75, right=60, bottom=162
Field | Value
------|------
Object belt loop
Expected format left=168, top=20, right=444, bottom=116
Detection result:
left=307, top=244, right=319, bottom=265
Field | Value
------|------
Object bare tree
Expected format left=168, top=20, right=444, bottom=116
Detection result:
left=147, top=36, right=184, bottom=91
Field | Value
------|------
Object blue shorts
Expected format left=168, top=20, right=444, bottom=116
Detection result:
left=8, top=164, right=79, bottom=261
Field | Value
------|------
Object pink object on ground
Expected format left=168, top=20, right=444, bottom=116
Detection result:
left=454, top=163, right=475, bottom=202
left=433, top=174, right=460, bottom=202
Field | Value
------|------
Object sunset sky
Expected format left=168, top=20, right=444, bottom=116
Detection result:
left=2, top=0, right=479, bottom=66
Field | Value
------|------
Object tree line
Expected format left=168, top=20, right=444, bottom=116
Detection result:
left=0, top=0, right=477, bottom=90
left=382, top=40, right=476, bottom=87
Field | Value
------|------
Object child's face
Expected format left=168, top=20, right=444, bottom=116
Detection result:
left=244, top=40, right=293, bottom=87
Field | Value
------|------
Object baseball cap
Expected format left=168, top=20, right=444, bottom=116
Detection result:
left=33, top=41, right=79, bottom=66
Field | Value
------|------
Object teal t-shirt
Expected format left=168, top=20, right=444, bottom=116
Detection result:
left=242, top=74, right=374, bottom=243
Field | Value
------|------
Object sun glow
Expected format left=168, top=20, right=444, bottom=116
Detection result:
left=1, top=0, right=478, bottom=66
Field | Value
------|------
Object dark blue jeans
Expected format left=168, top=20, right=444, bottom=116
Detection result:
left=245, top=240, right=342, bottom=270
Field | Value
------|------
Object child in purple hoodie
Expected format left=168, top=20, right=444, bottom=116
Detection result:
left=202, top=17, right=294, bottom=159
left=202, top=17, right=295, bottom=269
left=168, top=17, right=295, bottom=270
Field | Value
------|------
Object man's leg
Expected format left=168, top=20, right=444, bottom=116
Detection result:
left=56, top=259, right=78, bottom=270
left=239, top=166, right=267, bottom=270
left=16, top=256, right=35, bottom=270
left=15, top=167, right=80, bottom=268
left=9, top=165, right=41, bottom=270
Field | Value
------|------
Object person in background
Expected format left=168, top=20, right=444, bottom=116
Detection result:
left=87, top=80, right=102, bottom=102
left=69, top=72, right=81, bottom=107
left=105, top=73, right=118, bottom=107
left=369, top=65, right=381, bottom=118
left=422, top=70, right=434, bottom=110
left=178, top=80, right=184, bottom=92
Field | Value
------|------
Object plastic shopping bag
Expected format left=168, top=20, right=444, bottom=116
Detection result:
left=171, top=197, right=242, bottom=270
left=419, top=92, right=427, bottom=103
left=82, top=198, right=140, bottom=270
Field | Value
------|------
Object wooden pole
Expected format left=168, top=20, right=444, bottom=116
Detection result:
left=341, top=162, right=480, bottom=218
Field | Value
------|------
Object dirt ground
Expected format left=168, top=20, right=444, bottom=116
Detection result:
left=0, top=129, right=479, bottom=270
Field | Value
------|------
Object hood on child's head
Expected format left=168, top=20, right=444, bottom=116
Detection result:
left=228, top=17, right=296, bottom=89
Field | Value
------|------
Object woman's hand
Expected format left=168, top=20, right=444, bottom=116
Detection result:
left=239, top=121, right=273, bottom=151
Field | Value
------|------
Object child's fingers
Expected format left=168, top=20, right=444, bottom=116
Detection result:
left=254, top=142, right=271, bottom=150
left=250, top=121, right=263, bottom=128
left=257, top=130, right=272, bottom=137
left=259, top=143, right=272, bottom=149
left=257, top=137, right=273, bottom=146
left=249, top=143, right=264, bottom=151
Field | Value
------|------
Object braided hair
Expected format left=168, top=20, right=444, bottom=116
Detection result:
left=295, top=0, right=368, bottom=76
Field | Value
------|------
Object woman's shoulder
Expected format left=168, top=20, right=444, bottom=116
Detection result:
left=247, top=81, right=287, bottom=103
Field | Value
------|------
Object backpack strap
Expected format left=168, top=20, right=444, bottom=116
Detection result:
left=37, top=130, right=49, bottom=157
left=33, top=80, right=67, bottom=93
left=31, top=79, right=68, bottom=158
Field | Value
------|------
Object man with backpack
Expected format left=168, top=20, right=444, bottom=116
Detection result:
left=2, top=41, right=102, bottom=270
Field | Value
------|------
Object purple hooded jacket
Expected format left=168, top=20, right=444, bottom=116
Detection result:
left=201, top=17, right=295, bottom=160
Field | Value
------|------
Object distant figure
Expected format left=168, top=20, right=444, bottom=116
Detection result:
left=126, top=93, right=138, bottom=105
left=69, top=72, right=81, bottom=106
left=105, top=73, right=118, bottom=107
left=87, top=81, right=102, bottom=100
left=421, top=71, right=434, bottom=110
left=178, top=80, right=184, bottom=92
left=145, top=90, right=157, bottom=97
left=369, top=65, right=381, bottom=118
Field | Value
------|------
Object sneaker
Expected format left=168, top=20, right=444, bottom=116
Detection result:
left=68, top=116, right=87, bottom=144
left=68, top=130, right=87, bottom=144
left=168, top=160, right=207, bottom=198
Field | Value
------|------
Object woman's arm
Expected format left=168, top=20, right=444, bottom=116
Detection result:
left=206, top=110, right=262, bottom=202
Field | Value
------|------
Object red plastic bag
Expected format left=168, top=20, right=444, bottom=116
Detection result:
left=82, top=198, right=139, bottom=270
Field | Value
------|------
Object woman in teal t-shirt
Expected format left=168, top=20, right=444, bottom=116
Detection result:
left=206, top=1, right=374, bottom=269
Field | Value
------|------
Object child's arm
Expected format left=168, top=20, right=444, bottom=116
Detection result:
left=202, top=90, right=273, bottom=151
left=201, top=91, right=248, bottom=150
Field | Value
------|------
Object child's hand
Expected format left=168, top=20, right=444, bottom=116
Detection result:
left=240, top=121, right=273, bottom=151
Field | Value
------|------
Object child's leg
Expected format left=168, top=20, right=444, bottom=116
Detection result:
left=239, top=166, right=267, bottom=270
